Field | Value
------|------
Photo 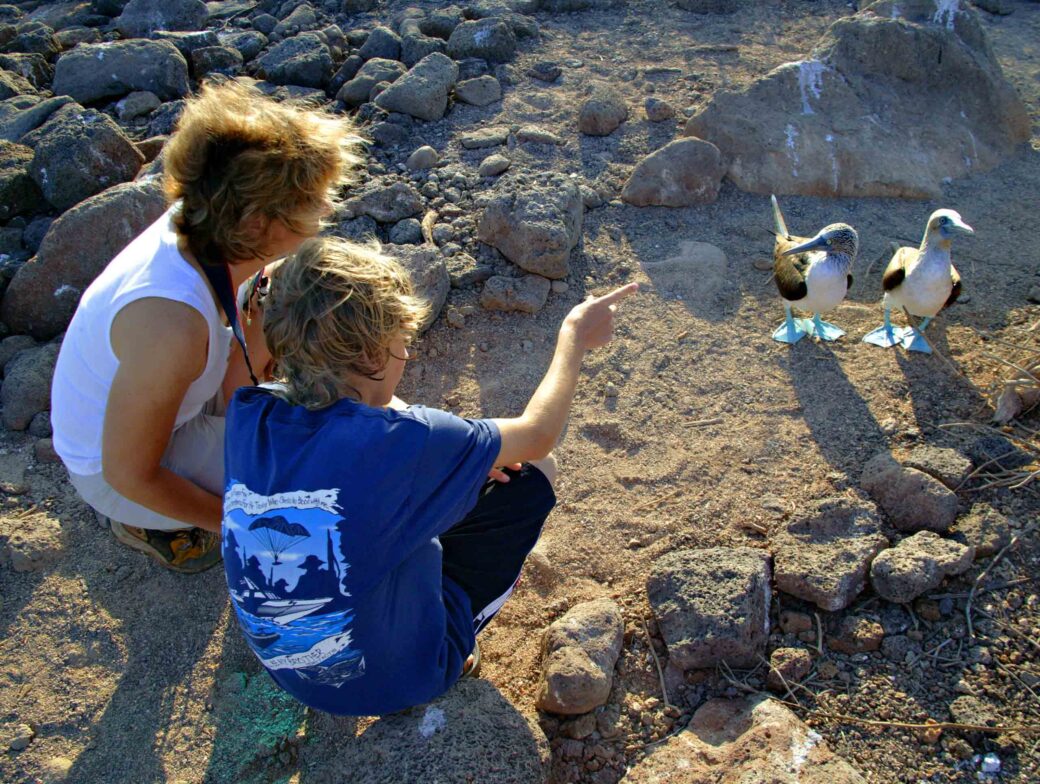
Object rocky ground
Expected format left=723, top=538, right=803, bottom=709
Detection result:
left=0, top=0, right=1039, bottom=782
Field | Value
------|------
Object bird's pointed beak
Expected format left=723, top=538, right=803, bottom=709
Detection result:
left=950, top=217, right=974, bottom=236
left=782, top=235, right=828, bottom=256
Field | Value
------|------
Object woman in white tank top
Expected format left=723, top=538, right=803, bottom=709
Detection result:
left=49, top=80, right=363, bottom=573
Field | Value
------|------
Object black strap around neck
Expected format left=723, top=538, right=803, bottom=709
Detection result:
left=200, top=261, right=259, bottom=386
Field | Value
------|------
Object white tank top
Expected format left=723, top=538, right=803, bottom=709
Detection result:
left=51, top=206, right=234, bottom=476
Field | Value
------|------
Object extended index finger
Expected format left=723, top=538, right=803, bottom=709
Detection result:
left=594, top=282, right=639, bottom=305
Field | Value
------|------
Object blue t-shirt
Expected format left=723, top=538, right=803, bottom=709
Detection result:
left=222, top=386, right=501, bottom=716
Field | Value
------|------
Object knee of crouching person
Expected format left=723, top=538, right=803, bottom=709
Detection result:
left=529, top=453, right=558, bottom=491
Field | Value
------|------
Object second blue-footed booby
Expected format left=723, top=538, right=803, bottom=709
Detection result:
left=862, top=209, right=974, bottom=354
left=770, top=195, right=858, bottom=344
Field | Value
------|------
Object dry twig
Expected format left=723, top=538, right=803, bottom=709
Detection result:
left=966, top=524, right=1035, bottom=638
left=642, top=618, right=671, bottom=710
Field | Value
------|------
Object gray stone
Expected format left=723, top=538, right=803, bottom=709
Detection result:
left=420, top=6, right=464, bottom=39
left=0, top=451, right=26, bottom=493
left=0, top=21, right=59, bottom=60
left=579, top=84, right=628, bottom=136
left=406, top=145, right=439, bottom=170
left=527, top=61, right=560, bottom=82
left=28, top=410, right=50, bottom=438
left=621, top=696, right=866, bottom=784
left=447, top=18, right=516, bottom=63
left=860, top=452, right=959, bottom=532
left=476, top=176, right=583, bottom=279
left=252, top=12, right=277, bottom=34
left=192, top=45, right=244, bottom=77
left=766, top=647, right=812, bottom=693
left=299, top=678, right=549, bottom=783
left=389, top=217, right=423, bottom=244
left=904, top=445, right=973, bottom=490
left=0, top=95, right=73, bottom=143
left=400, top=30, right=446, bottom=68
left=870, top=531, right=974, bottom=604
left=0, top=53, right=50, bottom=89
left=147, top=99, right=184, bottom=137
left=676, top=0, right=739, bottom=10
left=644, top=96, right=676, bottom=122
left=116, top=91, right=161, bottom=122
left=55, top=26, right=103, bottom=51
left=392, top=245, right=448, bottom=331
left=478, top=153, right=510, bottom=177
left=337, top=57, right=405, bottom=106
left=0, top=335, right=36, bottom=373
left=2, top=178, right=165, bottom=340
left=515, top=126, right=562, bottom=145
left=374, top=52, right=458, bottom=122
left=536, top=598, right=623, bottom=715
left=0, top=68, right=35, bottom=100
left=343, top=181, right=422, bottom=224
left=53, top=40, right=189, bottom=105
left=684, top=1, right=1030, bottom=198
left=460, top=125, right=509, bottom=149
left=21, top=216, right=51, bottom=254
left=5, top=724, right=34, bottom=751
left=116, top=0, right=208, bottom=38
left=272, top=2, right=318, bottom=38
left=622, top=137, right=725, bottom=207
left=771, top=497, right=888, bottom=612
left=151, top=29, right=220, bottom=59
left=219, top=30, right=268, bottom=61
left=647, top=547, right=771, bottom=670
left=966, top=435, right=1033, bottom=471
left=1, top=342, right=58, bottom=430
left=358, top=25, right=400, bottom=60
left=950, top=503, right=1011, bottom=558
left=34, top=437, right=59, bottom=464
left=22, top=104, right=144, bottom=212
left=455, top=75, right=501, bottom=106
left=256, top=32, right=332, bottom=88
left=0, top=139, right=44, bottom=220
left=480, top=273, right=550, bottom=313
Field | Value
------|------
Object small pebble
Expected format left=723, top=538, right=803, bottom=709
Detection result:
left=551, top=280, right=569, bottom=294
left=604, top=382, right=618, bottom=398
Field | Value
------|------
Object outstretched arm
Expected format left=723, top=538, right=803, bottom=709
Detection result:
left=492, top=283, right=638, bottom=466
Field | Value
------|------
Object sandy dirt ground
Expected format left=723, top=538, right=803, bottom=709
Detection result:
left=1, top=1, right=1039, bottom=783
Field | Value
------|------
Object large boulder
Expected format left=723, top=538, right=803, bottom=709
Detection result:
left=2, top=178, right=166, bottom=340
left=447, top=18, right=516, bottom=63
left=683, top=0, right=1030, bottom=198
left=0, top=68, right=36, bottom=100
left=620, top=696, right=866, bottom=783
left=647, top=547, right=771, bottom=670
left=255, top=32, right=332, bottom=88
left=771, top=497, right=889, bottom=612
left=870, top=531, right=974, bottom=604
left=0, top=94, right=72, bottom=142
left=0, top=53, right=51, bottom=89
left=0, top=139, right=45, bottom=220
left=299, top=679, right=550, bottom=783
left=22, top=103, right=144, bottom=211
left=1, top=342, right=59, bottom=430
left=336, top=57, right=405, bottom=106
left=621, top=137, right=725, bottom=207
left=374, top=52, right=458, bottom=121
left=115, top=0, right=208, bottom=38
left=536, top=598, right=623, bottom=715
left=52, top=40, right=189, bottom=105
left=391, top=245, right=449, bottom=331
left=476, top=175, right=584, bottom=279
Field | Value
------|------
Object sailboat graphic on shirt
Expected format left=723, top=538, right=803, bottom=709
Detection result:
left=224, top=484, right=366, bottom=687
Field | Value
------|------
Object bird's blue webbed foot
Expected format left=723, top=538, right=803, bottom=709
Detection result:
left=862, top=324, right=901, bottom=348
left=806, top=314, right=845, bottom=341
left=772, top=304, right=807, bottom=344
left=900, top=326, right=933, bottom=353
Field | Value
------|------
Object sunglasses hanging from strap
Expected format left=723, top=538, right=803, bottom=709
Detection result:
left=199, top=261, right=260, bottom=386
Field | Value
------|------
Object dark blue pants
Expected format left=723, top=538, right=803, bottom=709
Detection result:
left=440, top=463, right=556, bottom=634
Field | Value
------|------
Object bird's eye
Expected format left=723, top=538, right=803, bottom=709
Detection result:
left=938, top=216, right=949, bottom=226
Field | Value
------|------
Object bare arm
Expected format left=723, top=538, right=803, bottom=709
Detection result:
left=102, top=298, right=224, bottom=532
left=493, top=283, right=638, bottom=465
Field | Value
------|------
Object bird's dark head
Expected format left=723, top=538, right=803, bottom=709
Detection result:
left=782, top=223, right=858, bottom=261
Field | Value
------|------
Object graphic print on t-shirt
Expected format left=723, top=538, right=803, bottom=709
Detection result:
left=223, top=481, right=366, bottom=687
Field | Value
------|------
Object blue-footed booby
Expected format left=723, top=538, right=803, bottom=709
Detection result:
left=862, top=209, right=974, bottom=354
left=770, top=195, right=858, bottom=344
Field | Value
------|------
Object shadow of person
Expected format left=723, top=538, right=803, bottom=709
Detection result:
left=296, top=678, right=549, bottom=784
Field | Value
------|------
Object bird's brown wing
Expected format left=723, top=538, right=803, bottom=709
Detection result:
left=881, top=246, right=914, bottom=292
left=773, top=235, right=810, bottom=302
left=944, top=265, right=962, bottom=309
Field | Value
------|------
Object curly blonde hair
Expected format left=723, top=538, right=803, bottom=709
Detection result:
left=263, top=237, right=429, bottom=409
left=163, top=78, right=364, bottom=264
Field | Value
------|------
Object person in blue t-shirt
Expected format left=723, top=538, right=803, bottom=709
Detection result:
left=222, top=236, right=637, bottom=716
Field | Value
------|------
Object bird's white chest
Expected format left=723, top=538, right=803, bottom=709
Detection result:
left=800, top=258, right=848, bottom=313
left=890, top=251, right=953, bottom=317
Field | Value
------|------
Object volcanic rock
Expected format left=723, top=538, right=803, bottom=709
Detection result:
left=52, top=40, right=190, bottom=105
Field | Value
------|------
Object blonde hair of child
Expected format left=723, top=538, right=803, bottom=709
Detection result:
left=163, top=78, right=364, bottom=264
left=263, top=237, right=430, bottom=409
